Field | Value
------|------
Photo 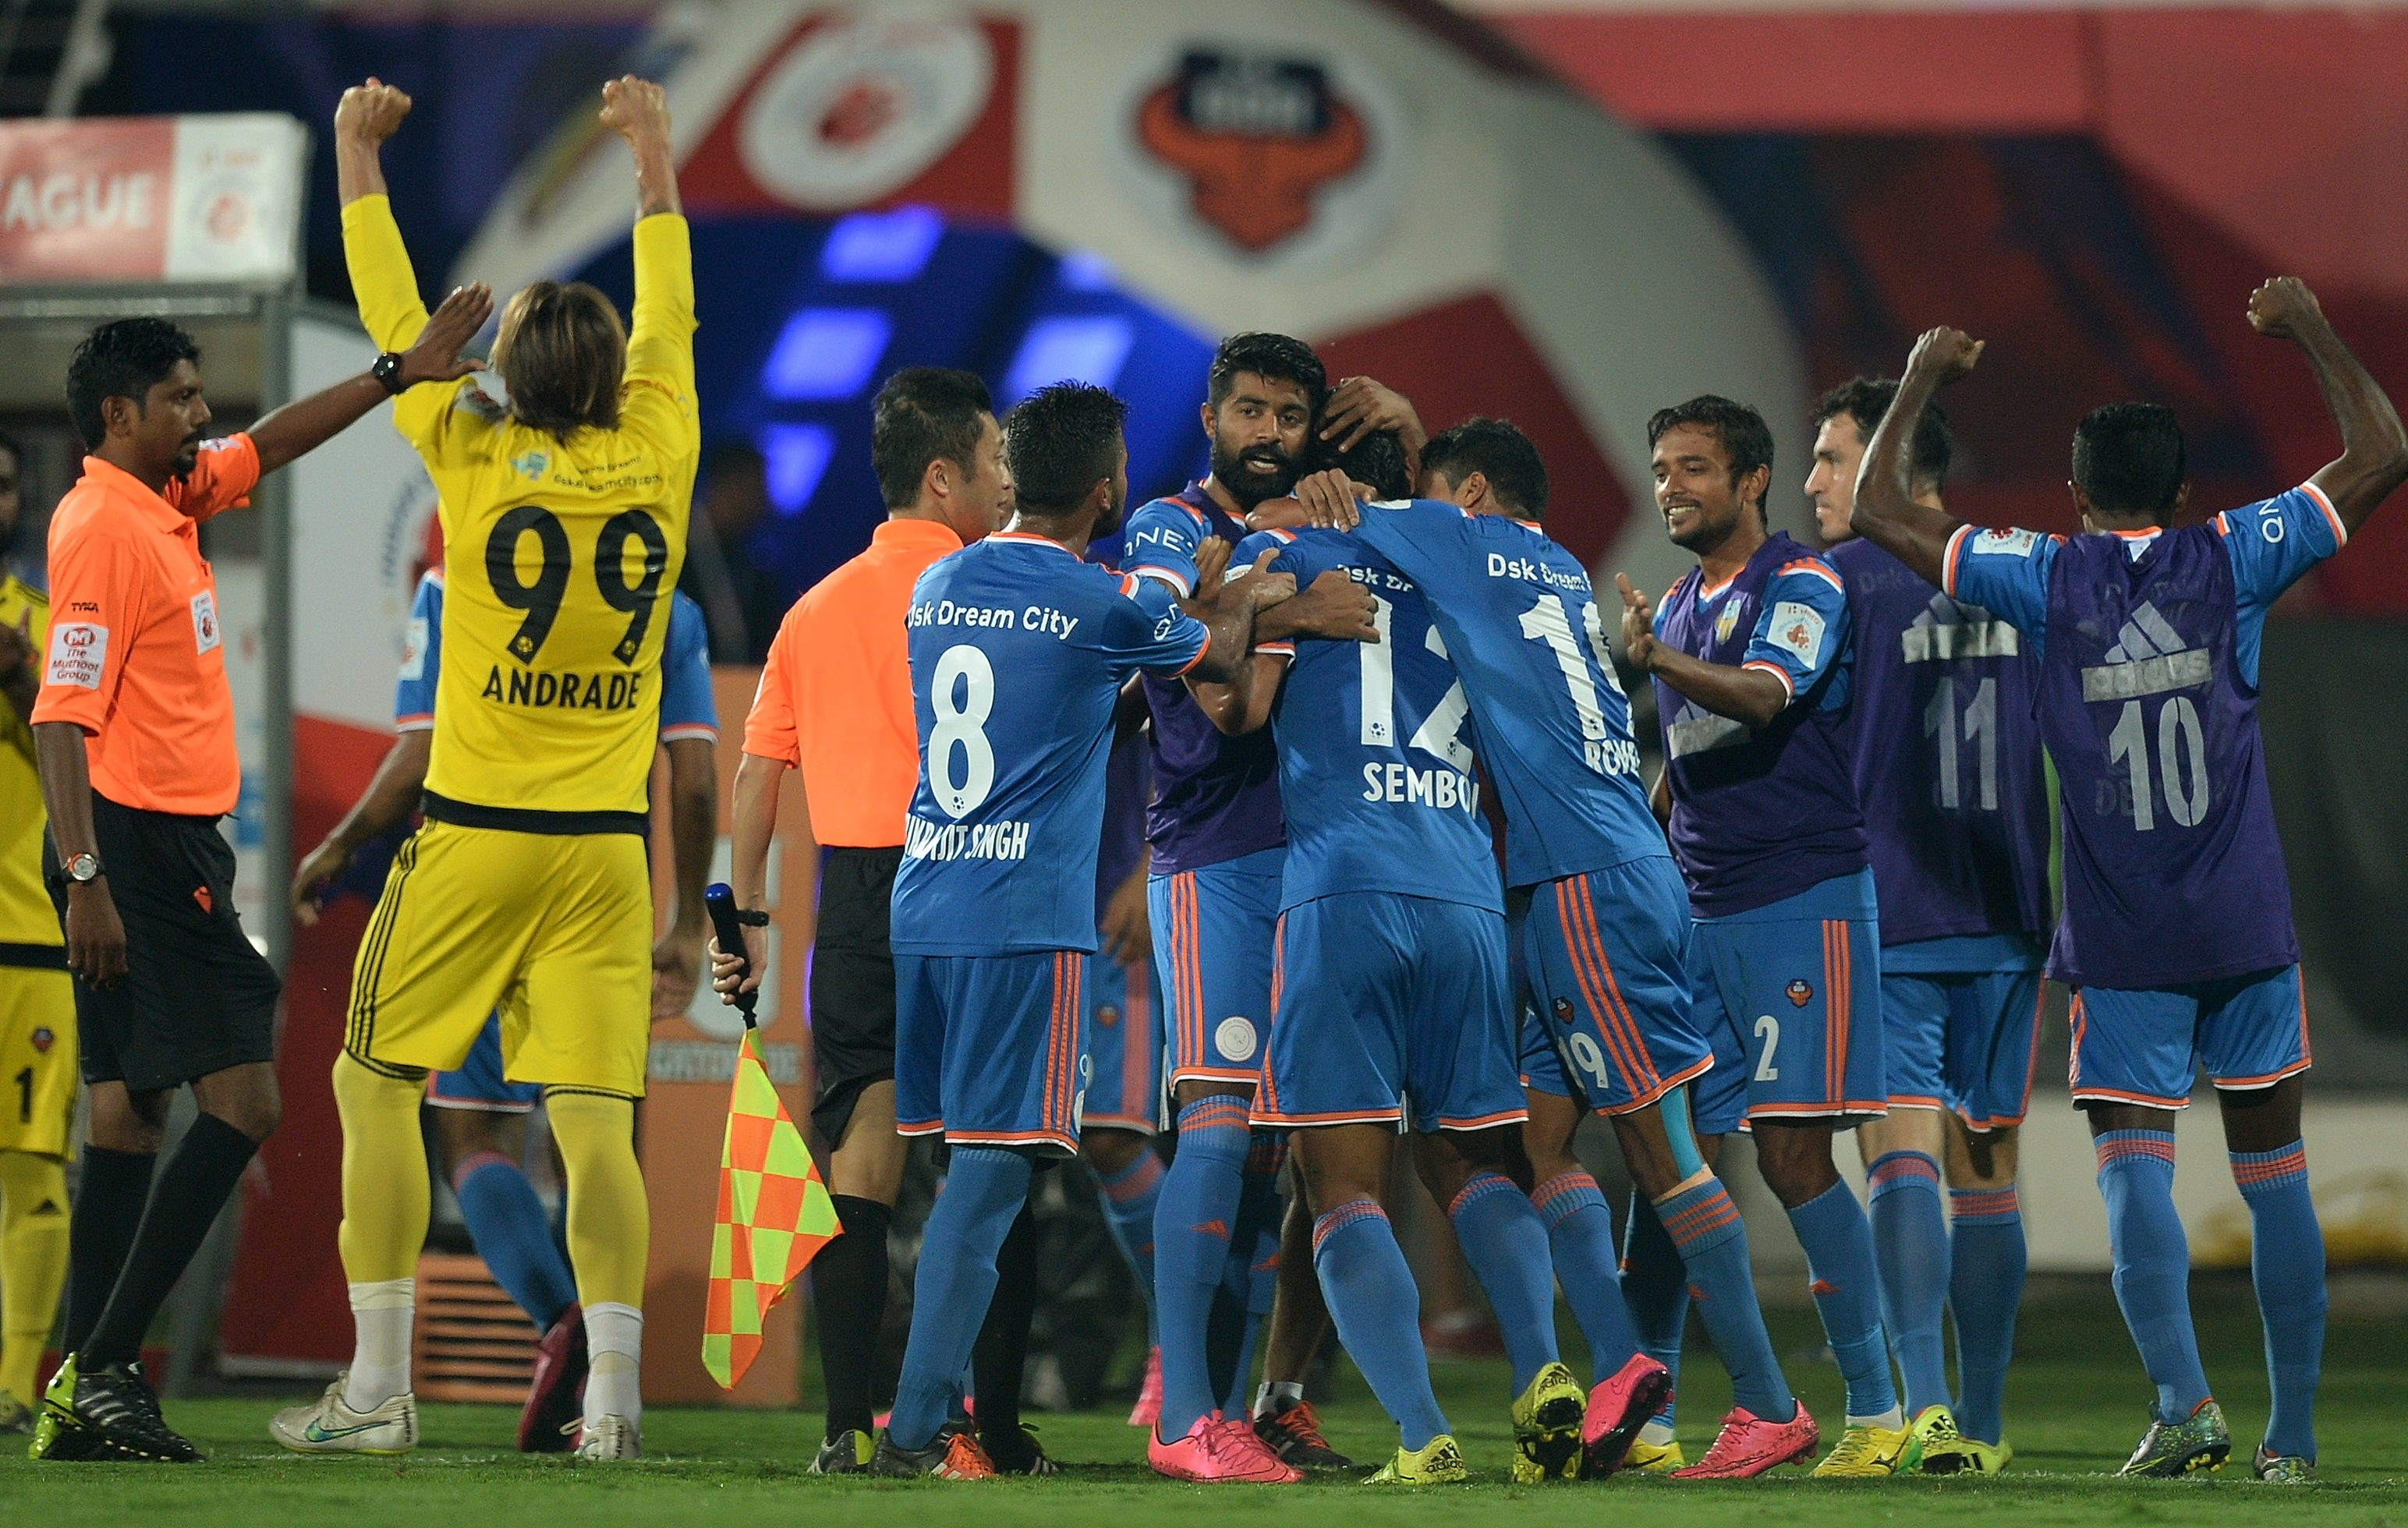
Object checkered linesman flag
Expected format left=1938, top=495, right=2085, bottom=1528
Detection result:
left=703, top=1028, right=841, bottom=1388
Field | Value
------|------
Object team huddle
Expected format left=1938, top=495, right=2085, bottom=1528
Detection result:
left=10, top=70, right=2404, bottom=1487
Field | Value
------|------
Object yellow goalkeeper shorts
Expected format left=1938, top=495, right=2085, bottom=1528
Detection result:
left=345, top=819, right=650, bottom=1098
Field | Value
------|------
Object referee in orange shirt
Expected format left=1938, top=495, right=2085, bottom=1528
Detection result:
left=717, top=367, right=1010, bottom=1473
left=30, top=302, right=487, bottom=1463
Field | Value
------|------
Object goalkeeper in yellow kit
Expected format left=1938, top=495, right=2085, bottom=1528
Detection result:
left=270, top=75, right=696, bottom=1463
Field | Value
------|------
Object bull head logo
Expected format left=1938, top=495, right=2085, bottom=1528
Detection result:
left=1138, top=51, right=1366, bottom=253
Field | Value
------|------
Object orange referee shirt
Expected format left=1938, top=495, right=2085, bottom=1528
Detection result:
left=31, top=437, right=259, bottom=817
left=745, top=516, right=962, bottom=847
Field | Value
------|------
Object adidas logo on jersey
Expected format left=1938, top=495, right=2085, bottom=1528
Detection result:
left=2080, top=601, right=2211, bottom=702
left=1900, top=592, right=2020, bottom=663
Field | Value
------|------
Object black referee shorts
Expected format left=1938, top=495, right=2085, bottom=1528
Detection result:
left=50, top=794, right=279, bottom=1094
left=810, top=845, right=901, bottom=1147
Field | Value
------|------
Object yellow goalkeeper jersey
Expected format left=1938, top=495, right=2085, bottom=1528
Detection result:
left=0, top=573, right=57, bottom=948
left=342, top=196, right=699, bottom=819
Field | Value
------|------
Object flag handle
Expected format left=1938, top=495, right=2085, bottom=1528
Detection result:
left=703, top=882, right=760, bottom=1030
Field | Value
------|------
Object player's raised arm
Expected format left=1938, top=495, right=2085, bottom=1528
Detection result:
left=335, top=79, right=431, bottom=353
left=1850, top=326, right=1981, bottom=588
left=1185, top=543, right=1294, bottom=684
left=2250, top=277, right=2408, bottom=536
left=604, top=76, right=696, bottom=426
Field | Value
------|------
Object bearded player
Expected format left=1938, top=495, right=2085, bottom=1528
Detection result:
left=1850, top=281, right=2406, bottom=1483
left=1117, top=335, right=1388, bottom=1475
left=271, top=74, right=694, bottom=1461
left=1810, top=380, right=2048, bottom=1473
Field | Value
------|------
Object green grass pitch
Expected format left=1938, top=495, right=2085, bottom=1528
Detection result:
left=6, top=1277, right=2404, bottom=1526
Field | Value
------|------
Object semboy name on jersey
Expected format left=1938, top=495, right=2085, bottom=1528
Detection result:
left=908, top=598, right=1086, bottom=642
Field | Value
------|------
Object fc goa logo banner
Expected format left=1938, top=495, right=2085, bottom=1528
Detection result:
left=1135, top=51, right=1367, bottom=253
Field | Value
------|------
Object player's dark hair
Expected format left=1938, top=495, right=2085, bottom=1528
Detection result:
left=872, top=366, right=993, bottom=511
left=1422, top=416, right=1549, bottom=520
left=1004, top=382, right=1128, bottom=515
left=1207, top=332, right=1326, bottom=414
left=493, top=280, right=626, bottom=438
left=1814, top=377, right=1952, bottom=492
left=1318, top=429, right=1413, bottom=501
left=66, top=317, right=200, bottom=451
left=1648, top=394, right=1776, bottom=518
left=2073, top=401, right=2187, bottom=519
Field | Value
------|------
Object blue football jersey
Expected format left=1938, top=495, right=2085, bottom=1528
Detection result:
left=892, top=531, right=1211, bottom=957
left=1351, top=500, right=1662, bottom=889
left=1238, top=527, right=1497, bottom=914
left=397, top=571, right=717, bottom=740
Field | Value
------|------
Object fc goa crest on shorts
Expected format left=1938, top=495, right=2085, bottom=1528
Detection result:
left=1786, top=978, right=1813, bottom=1008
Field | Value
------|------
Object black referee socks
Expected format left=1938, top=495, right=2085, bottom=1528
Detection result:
left=63, top=1145, right=154, bottom=1358
left=815, top=1194, right=891, bottom=1442
left=971, top=1198, right=1040, bottom=1441
left=82, top=1114, right=259, bottom=1368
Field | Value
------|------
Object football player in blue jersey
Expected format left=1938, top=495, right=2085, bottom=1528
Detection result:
left=1811, top=380, right=2050, bottom=1473
left=1118, top=335, right=1391, bottom=1479
left=871, top=382, right=1293, bottom=1480
left=1291, top=421, right=1811, bottom=1480
left=1190, top=431, right=1590, bottom=1485
left=1848, top=281, right=2408, bottom=1484
left=1616, top=396, right=1906, bottom=1476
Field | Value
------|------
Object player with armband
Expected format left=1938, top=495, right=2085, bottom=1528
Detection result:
left=1848, top=281, right=2408, bottom=1484
left=279, top=73, right=696, bottom=1463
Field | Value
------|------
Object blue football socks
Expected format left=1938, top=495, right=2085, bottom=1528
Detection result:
left=1946, top=1184, right=2025, bottom=1445
left=2231, top=1141, right=2324, bottom=1460
left=1092, top=1149, right=1163, bottom=1349
left=1787, top=1178, right=1900, bottom=1424
left=452, top=1151, right=575, bottom=1331
left=1532, top=1169, right=1639, bottom=1383
left=1153, top=1096, right=1250, bottom=1441
left=1653, top=1176, right=1794, bottom=1423
left=1209, top=1132, right=1284, bottom=1415
left=1445, top=1170, right=1563, bottom=1394
left=2095, top=1130, right=2211, bottom=1423
left=1868, top=1149, right=1951, bottom=1415
left=1621, top=1190, right=1691, bottom=1433
left=1313, top=1198, right=1449, bottom=1451
left=887, top=1148, right=1033, bottom=1452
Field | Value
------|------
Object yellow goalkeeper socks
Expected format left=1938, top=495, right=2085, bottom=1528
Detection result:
left=333, top=1052, right=430, bottom=1285
left=0, top=1150, right=68, bottom=1403
left=544, top=1088, right=649, bottom=1310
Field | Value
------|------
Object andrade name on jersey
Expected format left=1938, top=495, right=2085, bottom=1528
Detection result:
left=477, top=662, right=649, bottom=712
left=904, top=815, right=1033, bottom=862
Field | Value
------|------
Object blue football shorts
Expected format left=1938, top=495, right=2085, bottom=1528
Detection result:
left=1687, top=867, right=1886, bottom=1135
left=1084, top=950, right=1163, bottom=1134
left=1253, top=891, right=1525, bottom=1134
left=1517, top=855, right=1715, bottom=1116
left=895, top=950, right=1090, bottom=1155
left=2069, top=964, right=2307, bottom=1110
left=1149, top=845, right=1281, bottom=1088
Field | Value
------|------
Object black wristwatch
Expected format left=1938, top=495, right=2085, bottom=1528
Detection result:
left=371, top=352, right=408, bottom=395
left=732, top=907, right=770, bottom=927
left=62, top=851, right=102, bottom=885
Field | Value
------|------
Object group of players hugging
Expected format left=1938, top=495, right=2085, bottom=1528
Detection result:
left=20, top=69, right=2404, bottom=1488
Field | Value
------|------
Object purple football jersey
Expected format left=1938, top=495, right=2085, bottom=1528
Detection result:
left=1122, top=481, right=1286, bottom=875
left=2030, top=525, right=2296, bottom=986
left=1655, top=531, right=1866, bottom=915
left=1831, top=537, right=2049, bottom=947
